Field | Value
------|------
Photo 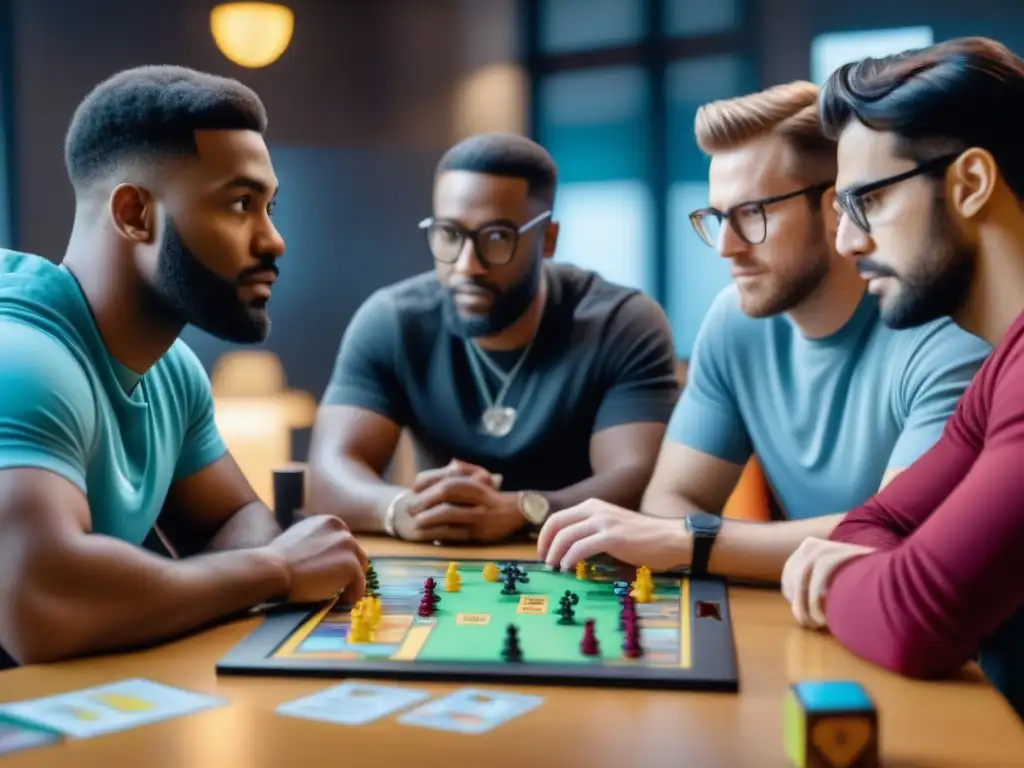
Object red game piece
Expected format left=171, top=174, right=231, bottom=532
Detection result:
left=422, top=577, right=441, bottom=605
left=417, top=593, right=434, bottom=617
left=622, top=627, right=643, bottom=659
left=618, top=596, right=637, bottom=631
left=580, top=619, right=600, bottom=656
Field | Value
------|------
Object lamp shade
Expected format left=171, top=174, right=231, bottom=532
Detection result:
left=210, top=2, right=294, bottom=68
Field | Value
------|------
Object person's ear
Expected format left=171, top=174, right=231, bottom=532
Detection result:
left=949, top=148, right=998, bottom=221
left=109, top=184, right=156, bottom=244
left=542, top=220, right=559, bottom=260
left=819, top=186, right=839, bottom=245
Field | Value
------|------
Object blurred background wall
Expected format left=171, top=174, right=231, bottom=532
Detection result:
left=0, top=0, right=1020, bottom=498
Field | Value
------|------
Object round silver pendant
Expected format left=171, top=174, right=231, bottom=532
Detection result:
left=481, top=405, right=517, bottom=437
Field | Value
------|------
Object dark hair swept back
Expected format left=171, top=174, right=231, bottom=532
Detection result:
left=819, top=36, right=1024, bottom=197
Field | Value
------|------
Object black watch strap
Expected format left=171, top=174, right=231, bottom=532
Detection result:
left=690, top=533, right=713, bottom=576
left=685, top=512, right=721, bottom=577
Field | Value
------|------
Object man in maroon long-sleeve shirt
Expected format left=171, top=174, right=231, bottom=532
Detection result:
left=780, top=36, right=1024, bottom=719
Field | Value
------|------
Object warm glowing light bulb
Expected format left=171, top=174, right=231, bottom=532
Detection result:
left=210, top=2, right=294, bottom=69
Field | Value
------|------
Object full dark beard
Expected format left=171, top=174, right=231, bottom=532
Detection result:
left=150, top=216, right=273, bottom=344
left=877, top=199, right=973, bottom=330
left=444, top=254, right=543, bottom=338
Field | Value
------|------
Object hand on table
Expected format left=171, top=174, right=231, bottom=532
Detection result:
left=781, top=537, right=876, bottom=629
left=263, top=514, right=368, bottom=603
left=392, top=466, right=523, bottom=543
left=536, top=499, right=689, bottom=572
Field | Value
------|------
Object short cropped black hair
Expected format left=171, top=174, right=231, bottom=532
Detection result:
left=64, top=64, right=268, bottom=191
left=819, top=36, right=1024, bottom=198
left=436, top=132, right=558, bottom=206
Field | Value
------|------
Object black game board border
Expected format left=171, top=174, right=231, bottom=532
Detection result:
left=215, top=556, right=739, bottom=692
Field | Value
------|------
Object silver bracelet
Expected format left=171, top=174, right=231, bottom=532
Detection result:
left=382, top=491, right=409, bottom=537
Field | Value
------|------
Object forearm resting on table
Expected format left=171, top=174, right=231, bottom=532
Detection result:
left=3, top=535, right=288, bottom=664
left=642, top=483, right=845, bottom=582
left=547, top=463, right=655, bottom=512
left=308, top=453, right=405, bottom=532
left=711, top=513, right=846, bottom=583
left=205, top=501, right=282, bottom=552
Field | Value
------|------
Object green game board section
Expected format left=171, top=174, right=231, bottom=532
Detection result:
left=414, top=563, right=679, bottom=665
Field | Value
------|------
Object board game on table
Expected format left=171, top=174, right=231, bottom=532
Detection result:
left=216, top=556, right=739, bottom=692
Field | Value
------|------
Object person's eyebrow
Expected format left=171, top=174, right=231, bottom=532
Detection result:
left=220, top=176, right=278, bottom=197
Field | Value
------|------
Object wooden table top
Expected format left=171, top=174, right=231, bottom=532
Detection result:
left=2, top=538, right=1022, bottom=767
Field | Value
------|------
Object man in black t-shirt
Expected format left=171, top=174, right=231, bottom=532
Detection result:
left=308, top=133, right=679, bottom=544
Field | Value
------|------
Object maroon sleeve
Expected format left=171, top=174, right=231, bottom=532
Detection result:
left=829, top=431, right=976, bottom=550
left=824, top=343, right=1024, bottom=679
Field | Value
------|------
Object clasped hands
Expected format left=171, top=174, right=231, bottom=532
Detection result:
left=391, top=459, right=525, bottom=543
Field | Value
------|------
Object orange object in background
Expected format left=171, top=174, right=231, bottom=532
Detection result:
left=723, top=457, right=772, bottom=522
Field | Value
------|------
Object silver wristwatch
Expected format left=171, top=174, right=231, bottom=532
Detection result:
left=518, top=491, right=550, bottom=525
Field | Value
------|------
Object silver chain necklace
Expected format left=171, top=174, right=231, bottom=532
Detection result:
left=463, top=334, right=536, bottom=437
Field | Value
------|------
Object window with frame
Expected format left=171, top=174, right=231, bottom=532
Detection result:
left=810, top=26, right=934, bottom=85
left=523, top=0, right=756, bottom=357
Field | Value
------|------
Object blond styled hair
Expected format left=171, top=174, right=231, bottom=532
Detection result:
left=694, top=81, right=837, bottom=183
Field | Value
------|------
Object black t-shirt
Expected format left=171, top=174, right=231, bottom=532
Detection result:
left=322, top=263, right=680, bottom=492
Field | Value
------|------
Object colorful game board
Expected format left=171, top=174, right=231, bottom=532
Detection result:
left=216, top=556, right=739, bottom=691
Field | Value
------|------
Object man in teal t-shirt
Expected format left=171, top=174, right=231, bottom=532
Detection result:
left=0, top=65, right=366, bottom=668
left=536, top=81, right=990, bottom=582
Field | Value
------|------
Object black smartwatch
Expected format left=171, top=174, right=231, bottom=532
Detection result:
left=685, top=512, right=722, bottom=576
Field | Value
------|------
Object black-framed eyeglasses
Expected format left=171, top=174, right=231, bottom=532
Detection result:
left=418, top=210, right=551, bottom=266
left=688, top=182, right=832, bottom=248
left=835, top=152, right=961, bottom=234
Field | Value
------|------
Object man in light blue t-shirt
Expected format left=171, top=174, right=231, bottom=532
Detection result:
left=536, top=81, right=990, bottom=582
left=0, top=66, right=366, bottom=669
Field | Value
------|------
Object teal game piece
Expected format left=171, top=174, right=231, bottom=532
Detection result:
left=784, top=680, right=878, bottom=768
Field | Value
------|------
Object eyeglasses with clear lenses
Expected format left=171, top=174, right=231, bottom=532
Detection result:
left=418, top=210, right=552, bottom=266
left=834, top=152, right=960, bottom=234
left=689, top=182, right=833, bottom=249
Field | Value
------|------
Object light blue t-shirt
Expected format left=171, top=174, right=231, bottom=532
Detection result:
left=668, top=285, right=991, bottom=519
left=0, top=250, right=226, bottom=545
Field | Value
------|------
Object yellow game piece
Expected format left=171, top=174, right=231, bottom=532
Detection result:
left=482, top=562, right=500, bottom=582
left=575, top=561, right=587, bottom=580
left=631, top=581, right=653, bottom=603
left=365, top=597, right=382, bottom=629
left=632, top=566, right=654, bottom=595
left=346, top=606, right=371, bottom=643
left=445, top=562, right=461, bottom=592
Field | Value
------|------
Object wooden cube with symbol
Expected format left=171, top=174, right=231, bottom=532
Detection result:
left=784, top=680, right=878, bottom=768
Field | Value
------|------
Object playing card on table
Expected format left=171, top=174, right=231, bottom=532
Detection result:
left=0, top=679, right=225, bottom=739
left=398, top=687, right=544, bottom=734
left=276, top=682, right=430, bottom=726
left=0, top=714, right=62, bottom=756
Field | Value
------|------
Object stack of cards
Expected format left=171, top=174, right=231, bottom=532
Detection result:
left=276, top=682, right=543, bottom=734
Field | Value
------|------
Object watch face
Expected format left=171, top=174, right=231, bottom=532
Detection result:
left=687, top=512, right=722, bottom=535
left=521, top=492, right=550, bottom=524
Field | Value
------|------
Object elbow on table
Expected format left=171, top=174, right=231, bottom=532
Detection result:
left=859, top=630, right=965, bottom=681
left=0, top=590, right=89, bottom=665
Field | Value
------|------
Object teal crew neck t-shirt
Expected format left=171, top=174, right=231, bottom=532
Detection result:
left=668, top=285, right=991, bottom=519
left=0, top=250, right=226, bottom=545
